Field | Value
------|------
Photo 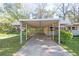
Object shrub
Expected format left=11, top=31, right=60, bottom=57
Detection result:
left=60, top=30, right=73, bottom=43
left=0, top=24, right=18, bottom=34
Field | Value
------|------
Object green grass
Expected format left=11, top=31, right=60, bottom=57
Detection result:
left=61, top=36, right=79, bottom=56
left=0, top=33, right=26, bottom=56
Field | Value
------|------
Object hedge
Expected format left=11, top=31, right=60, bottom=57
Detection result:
left=60, top=30, right=73, bottom=43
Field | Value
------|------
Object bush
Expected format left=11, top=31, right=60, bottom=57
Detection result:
left=0, top=24, right=18, bottom=34
left=60, top=30, right=73, bottom=43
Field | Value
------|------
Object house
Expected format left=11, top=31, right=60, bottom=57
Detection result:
left=66, top=23, right=79, bottom=36
left=59, top=19, right=79, bottom=36
left=12, top=18, right=79, bottom=46
left=12, top=19, right=61, bottom=45
left=12, top=18, right=79, bottom=36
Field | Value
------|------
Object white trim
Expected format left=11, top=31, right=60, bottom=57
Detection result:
left=58, top=22, right=60, bottom=45
left=26, top=24, right=27, bottom=40
left=19, top=19, right=59, bottom=21
left=53, top=27, right=54, bottom=41
left=52, top=24, right=54, bottom=41
left=71, top=26, right=72, bottom=31
left=20, top=22, right=22, bottom=46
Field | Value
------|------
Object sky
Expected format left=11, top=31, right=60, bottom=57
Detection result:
left=22, top=3, right=60, bottom=18
left=23, top=3, right=56, bottom=11
left=0, top=3, right=62, bottom=18
left=1, top=3, right=78, bottom=19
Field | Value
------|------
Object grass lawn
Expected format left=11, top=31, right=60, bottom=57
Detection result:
left=61, top=36, right=79, bottom=56
left=0, top=33, right=26, bottom=56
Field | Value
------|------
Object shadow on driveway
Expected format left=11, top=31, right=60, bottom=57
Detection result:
left=14, top=34, right=72, bottom=56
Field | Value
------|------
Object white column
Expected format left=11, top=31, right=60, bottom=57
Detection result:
left=71, top=26, right=72, bottom=31
left=53, top=24, right=54, bottom=41
left=26, top=24, right=27, bottom=40
left=58, top=21, right=60, bottom=45
left=53, top=27, right=54, bottom=41
left=20, top=22, right=22, bottom=46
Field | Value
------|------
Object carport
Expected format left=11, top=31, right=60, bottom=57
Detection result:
left=19, top=19, right=60, bottom=46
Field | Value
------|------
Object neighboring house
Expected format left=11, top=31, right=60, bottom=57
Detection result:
left=67, top=23, right=79, bottom=36
left=12, top=18, right=79, bottom=36
left=60, top=19, right=79, bottom=36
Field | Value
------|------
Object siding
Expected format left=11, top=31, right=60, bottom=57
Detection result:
left=71, top=30, right=79, bottom=36
left=71, top=26, right=79, bottom=36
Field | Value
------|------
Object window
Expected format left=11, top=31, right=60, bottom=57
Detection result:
left=50, top=27, right=54, bottom=31
left=72, top=27, right=75, bottom=30
left=67, top=26, right=77, bottom=30
left=72, top=26, right=77, bottom=30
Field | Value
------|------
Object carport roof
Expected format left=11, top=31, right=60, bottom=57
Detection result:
left=19, top=19, right=59, bottom=28
left=12, top=18, right=71, bottom=26
left=19, top=19, right=59, bottom=21
left=12, top=18, right=72, bottom=28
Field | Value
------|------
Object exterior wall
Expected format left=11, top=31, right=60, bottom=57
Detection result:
left=43, top=27, right=58, bottom=36
left=71, top=26, right=79, bottom=36
left=43, top=27, right=49, bottom=35
left=43, top=25, right=79, bottom=36
left=43, top=27, right=54, bottom=36
left=71, top=30, right=79, bottom=36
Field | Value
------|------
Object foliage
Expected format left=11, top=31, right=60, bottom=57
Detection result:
left=1, top=3, right=79, bottom=33
left=60, top=30, right=79, bottom=55
left=0, top=3, right=28, bottom=33
left=60, top=30, right=73, bottom=43
left=32, top=3, right=55, bottom=19
left=0, top=34, right=26, bottom=56
left=0, top=18, right=17, bottom=33
left=55, top=3, right=70, bottom=20
left=62, top=36, right=79, bottom=56
left=3, top=3, right=27, bottom=22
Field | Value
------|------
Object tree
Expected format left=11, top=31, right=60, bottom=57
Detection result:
left=3, top=3, right=28, bottom=23
left=34, top=3, right=47, bottom=19
left=56, top=3, right=70, bottom=20
left=0, top=3, right=29, bottom=33
left=67, top=3, right=79, bottom=23
left=32, top=3, right=55, bottom=19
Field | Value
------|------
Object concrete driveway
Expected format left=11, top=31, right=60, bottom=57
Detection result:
left=14, top=34, right=72, bottom=56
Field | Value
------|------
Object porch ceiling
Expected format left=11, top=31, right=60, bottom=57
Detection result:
left=20, top=19, right=59, bottom=28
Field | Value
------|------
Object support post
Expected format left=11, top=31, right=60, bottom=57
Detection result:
left=20, top=22, right=22, bottom=46
left=53, top=23, right=55, bottom=40
left=71, top=26, right=72, bottom=31
left=53, top=26, right=54, bottom=41
left=26, top=24, right=27, bottom=41
left=58, top=21, right=60, bottom=45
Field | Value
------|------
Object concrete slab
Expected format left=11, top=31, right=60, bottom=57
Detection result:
left=14, top=34, right=72, bottom=56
